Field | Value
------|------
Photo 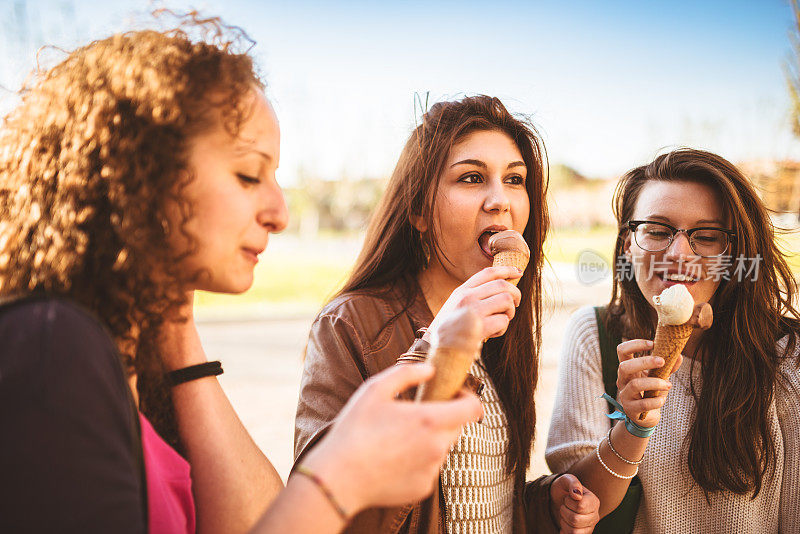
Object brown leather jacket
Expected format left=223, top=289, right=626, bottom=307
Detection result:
left=293, top=275, right=560, bottom=533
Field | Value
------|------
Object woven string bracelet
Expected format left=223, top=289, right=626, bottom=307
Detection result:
left=595, top=437, right=638, bottom=480
left=606, top=428, right=644, bottom=466
left=294, top=464, right=349, bottom=521
left=600, top=393, right=657, bottom=438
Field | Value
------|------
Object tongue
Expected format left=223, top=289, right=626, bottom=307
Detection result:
left=478, top=232, right=493, bottom=256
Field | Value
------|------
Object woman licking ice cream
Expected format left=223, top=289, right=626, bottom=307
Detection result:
left=295, top=95, right=600, bottom=533
left=637, top=284, right=712, bottom=420
left=546, top=148, right=800, bottom=532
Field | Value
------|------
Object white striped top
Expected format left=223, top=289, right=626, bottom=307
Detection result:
left=442, top=359, right=515, bottom=534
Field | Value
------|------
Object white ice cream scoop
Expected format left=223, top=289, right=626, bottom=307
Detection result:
left=653, top=284, right=695, bottom=325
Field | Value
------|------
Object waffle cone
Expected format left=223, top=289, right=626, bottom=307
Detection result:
left=638, top=322, right=693, bottom=420
left=415, top=347, right=476, bottom=401
left=492, top=251, right=528, bottom=286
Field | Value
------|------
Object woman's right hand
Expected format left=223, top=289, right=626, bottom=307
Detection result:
left=427, top=266, right=522, bottom=340
left=298, top=363, right=483, bottom=515
left=616, top=339, right=682, bottom=428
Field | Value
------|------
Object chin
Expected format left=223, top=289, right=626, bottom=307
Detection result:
left=200, top=275, right=254, bottom=295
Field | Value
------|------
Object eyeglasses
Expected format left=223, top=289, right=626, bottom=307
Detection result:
left=626, top=220, right=735, bottom=258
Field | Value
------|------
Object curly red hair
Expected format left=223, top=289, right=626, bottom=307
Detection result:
left=0, top=14, right=262, bottom=446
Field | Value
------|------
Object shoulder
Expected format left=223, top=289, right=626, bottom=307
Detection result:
left=0, top=296, right=123, bottom=393
left=0, top=296, right=111, bottom=338
left=777, top=332, right=800, bottom=357
left=564, top=305, right=600, bottom=347
left=314, top=288, right=409, bottom=347
left=318, top=289, right=399, bottom=323
left=556, top=305, right=603, bottom=371
left=776, top=332, right=800, bottom=383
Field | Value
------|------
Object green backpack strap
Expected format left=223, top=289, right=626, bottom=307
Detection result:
left=593, top=306, right=642, bottom=534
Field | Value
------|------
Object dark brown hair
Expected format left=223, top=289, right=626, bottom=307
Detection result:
left=338, top=95, right=550, bottom=493
left=0, top=15, right=261, bottom=446
left=608, top=148, right=800, bottom=500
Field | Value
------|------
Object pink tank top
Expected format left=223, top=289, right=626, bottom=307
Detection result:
left=139, top=413, right=196, bottom=534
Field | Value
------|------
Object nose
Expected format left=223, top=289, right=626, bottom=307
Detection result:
left=664, top=230, right=695, bottom=259
left=257, top=180, right=289, bottom=233
left=483, top=180, right=510, bottom=213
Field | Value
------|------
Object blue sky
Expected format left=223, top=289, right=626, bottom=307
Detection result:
left=1, top=0, right=797, bottom=182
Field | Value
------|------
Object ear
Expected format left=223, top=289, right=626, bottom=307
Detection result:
left=410, top=214, right=428, bottom=233
left=622, top=231, right=632, bottom=260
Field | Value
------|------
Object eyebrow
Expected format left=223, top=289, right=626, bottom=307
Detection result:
left=450, top=159, right=526, bottom=170
left=235, top=146, right=273, bottom=162
left=647, top=215, right=725, bottom=225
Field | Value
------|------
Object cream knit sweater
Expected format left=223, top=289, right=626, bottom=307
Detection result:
left=546, top=306, right=800, bottom=533
left=442, top=359, right=515, bottom=534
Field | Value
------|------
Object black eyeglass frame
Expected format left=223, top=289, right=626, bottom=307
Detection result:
left=626, top=220, right=736, bottom=258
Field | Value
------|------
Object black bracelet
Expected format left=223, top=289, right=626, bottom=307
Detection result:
left=167, top=361, right=223, bottom=386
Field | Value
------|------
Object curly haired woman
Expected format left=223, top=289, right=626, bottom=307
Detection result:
left=0, top=18, right=482, bottom=534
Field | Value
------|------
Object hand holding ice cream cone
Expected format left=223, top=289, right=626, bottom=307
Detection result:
left=637, top=285, right=713, bottom=421
left=416, top=308, right=483, bottom=402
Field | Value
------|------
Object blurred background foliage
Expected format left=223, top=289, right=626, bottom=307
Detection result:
left=196, top=159, right=799, bottom=312
left=2, top=0, right=798, bottom=314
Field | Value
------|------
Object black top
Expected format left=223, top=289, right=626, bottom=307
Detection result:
left=0, top=297, right=146, bottom=533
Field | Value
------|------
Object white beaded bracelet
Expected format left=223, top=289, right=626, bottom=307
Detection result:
left=595, top=437, right=638, bottom=480
left=606, top=428, right=644, bottom=466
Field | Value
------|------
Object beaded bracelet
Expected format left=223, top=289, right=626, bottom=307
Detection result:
left=595, top=437, right=638, bottom=480
left=606, top=428, right=644, bottom=466
left=294, top=464, right=349, bottom=521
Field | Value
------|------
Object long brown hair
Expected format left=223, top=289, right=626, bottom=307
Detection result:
left=338, top=95, right=550, bottom=485
left=0, top=15, right=261, bottom=446
left=608, top=148, right=800, bottom=500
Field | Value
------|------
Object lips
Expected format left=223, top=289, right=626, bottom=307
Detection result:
left=241, top=247, right=264, bottom=263
left=658, top=270, right=700, bottom=288
left=477, top=225, right=508, bottom=257
left=662, top=272, right=699, bottom=282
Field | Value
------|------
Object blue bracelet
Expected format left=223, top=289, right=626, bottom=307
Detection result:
left=601, top=393, right=657, bottom=438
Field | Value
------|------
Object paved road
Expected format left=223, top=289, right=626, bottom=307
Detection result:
left=198, top=265, right=612, bottom=480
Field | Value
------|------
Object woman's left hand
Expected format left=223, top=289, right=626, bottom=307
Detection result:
left=549, top=474, right=600, bottom=534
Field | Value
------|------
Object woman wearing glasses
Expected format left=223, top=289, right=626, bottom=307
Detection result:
left=546, top=148, right=800, bottom=532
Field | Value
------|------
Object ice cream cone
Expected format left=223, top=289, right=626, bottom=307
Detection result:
left=492, top=250, right=528, bottom=286
left=647, top=294, right=713, bottom=377
left=636, top=301, right=713, bottom=421
left=415, top=347, right=477, bottom=401
left=648, top=322, right=693, bottom=381
left=638, top=322, right=692, bottom=420
left=488, top=230, right=530, bottom=286
left=416, top=307, right=482, bottom=402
